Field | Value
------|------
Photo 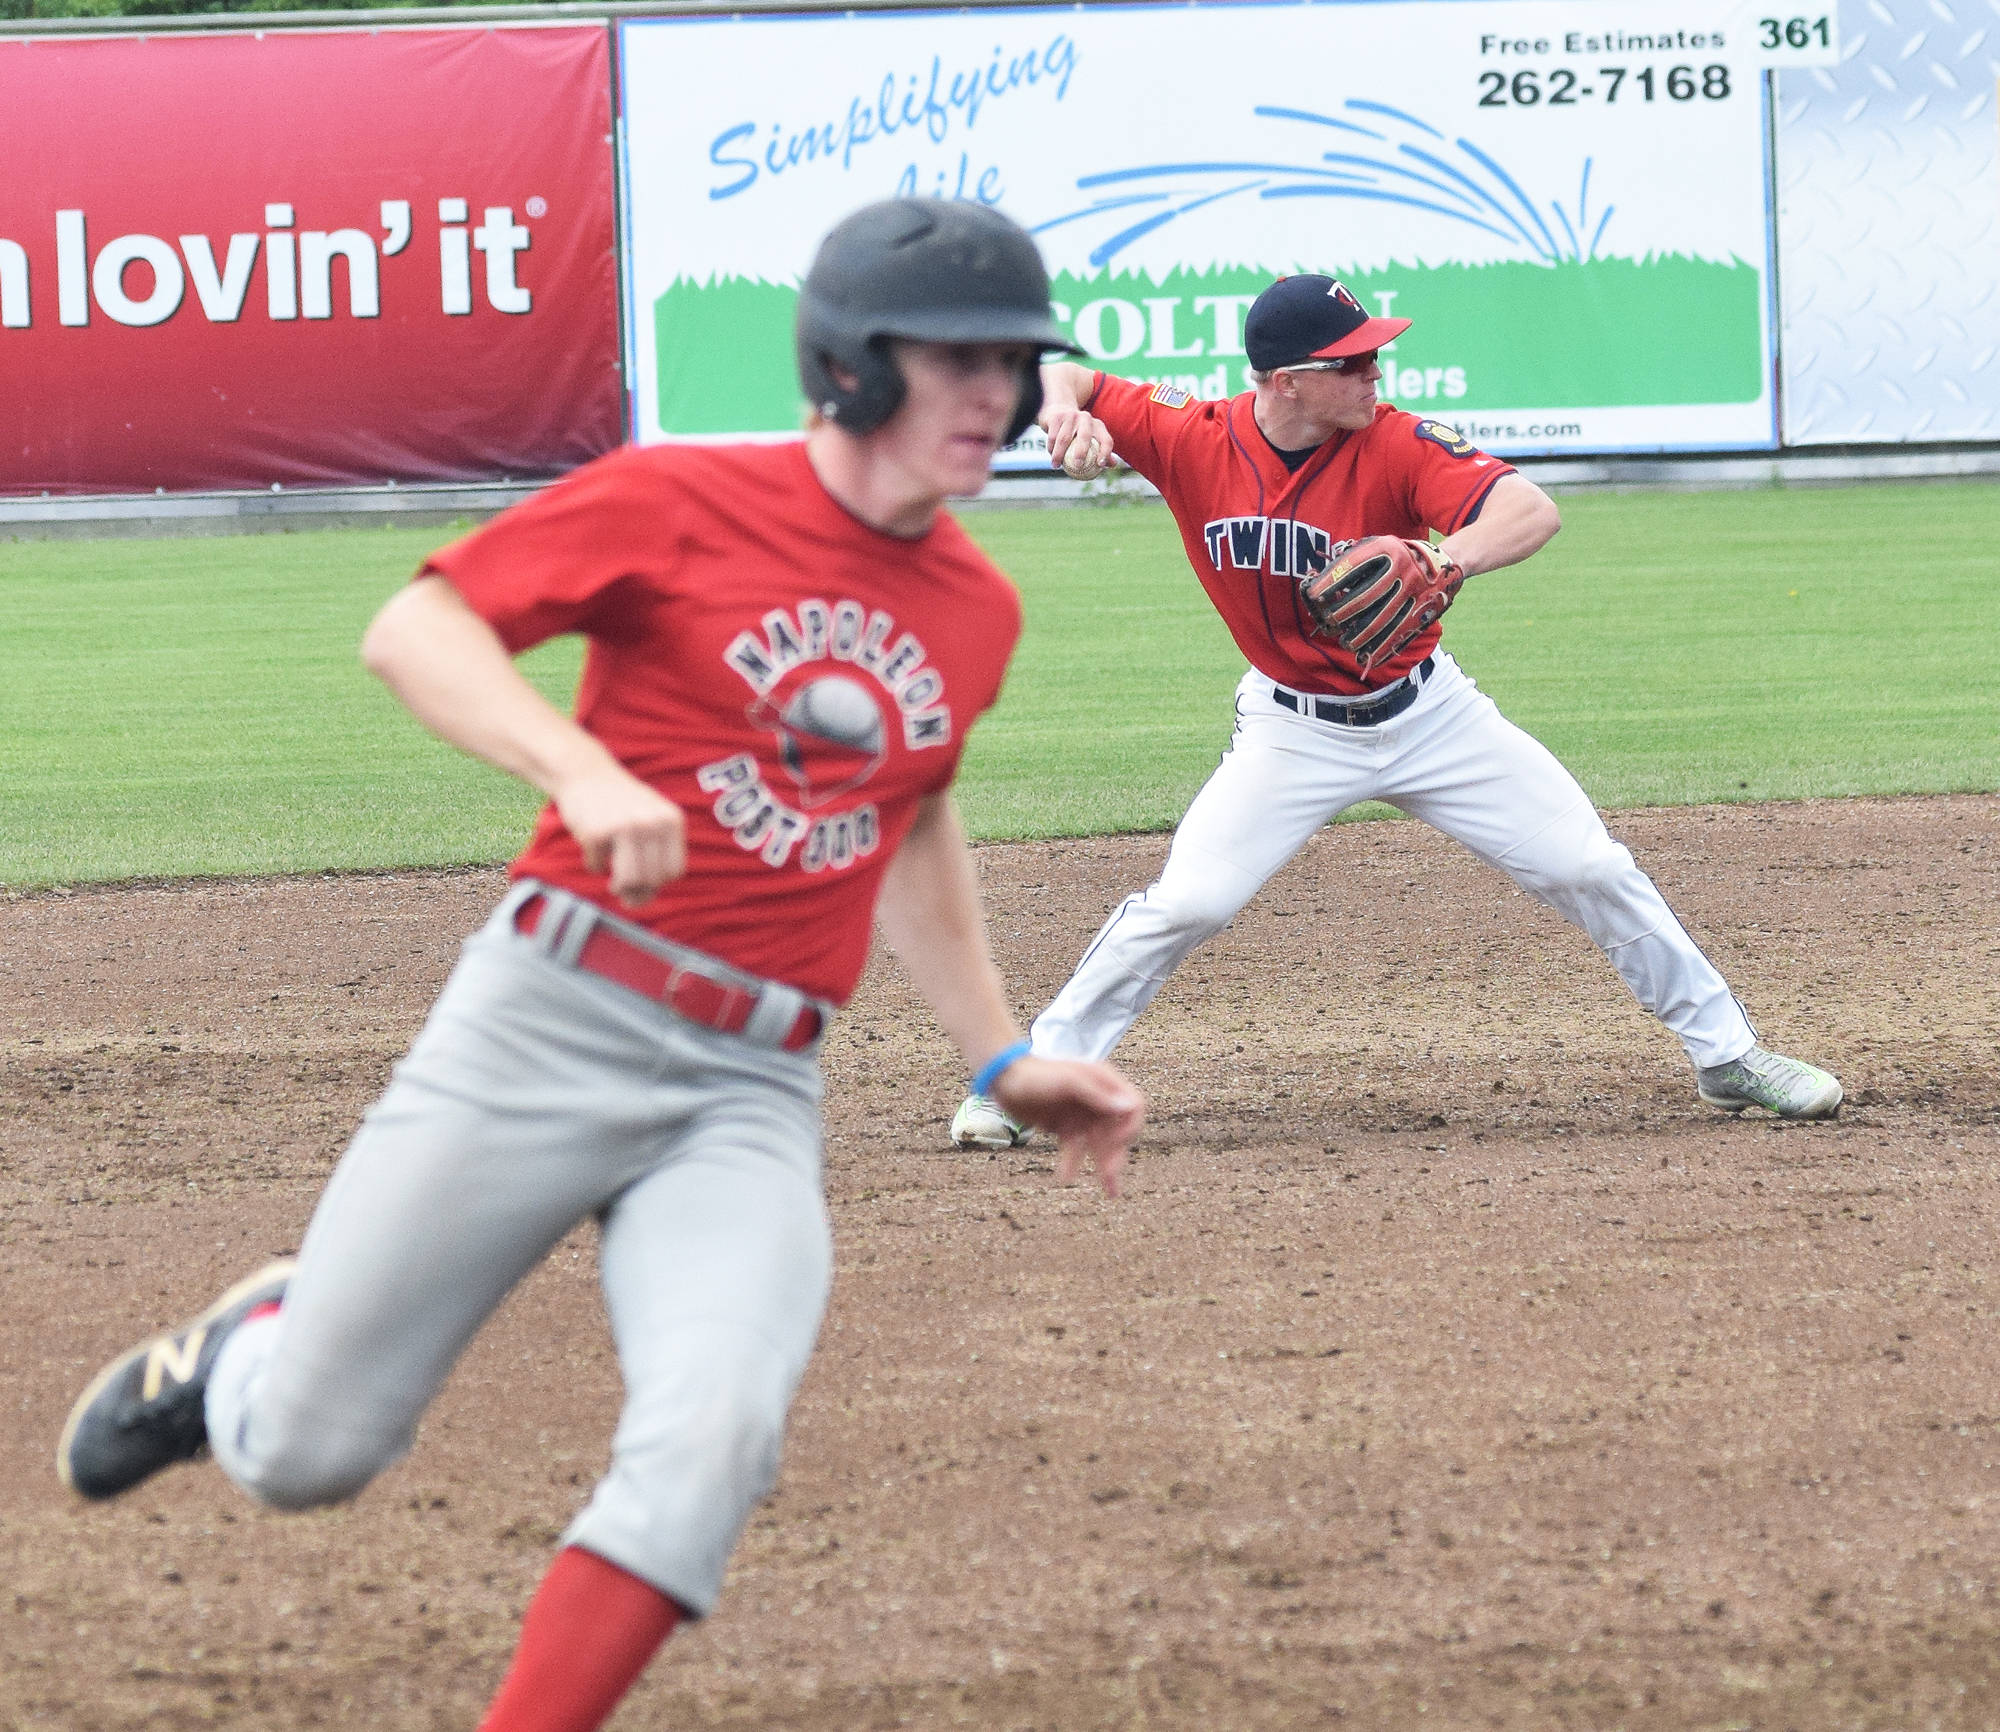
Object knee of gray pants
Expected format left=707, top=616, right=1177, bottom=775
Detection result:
left=228, top=1413, right=416, bottom=1512
left=564, top=1329, right=800, bottom=1617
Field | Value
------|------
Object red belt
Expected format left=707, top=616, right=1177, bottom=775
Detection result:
left=515, top=894, right=823, bottom=1053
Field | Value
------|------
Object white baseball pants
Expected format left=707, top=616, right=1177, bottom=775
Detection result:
left=1031, top=655, right=1756, bottom=1070
left=204, top=888, right=833, bottom=1618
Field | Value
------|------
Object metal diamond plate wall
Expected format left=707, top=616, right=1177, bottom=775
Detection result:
left=1775, top=0, right=2000, bottom=442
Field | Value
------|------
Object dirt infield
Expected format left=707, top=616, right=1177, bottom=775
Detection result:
left=5, top=794, right=1997, bottom=1731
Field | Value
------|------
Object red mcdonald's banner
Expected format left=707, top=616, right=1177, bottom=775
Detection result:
left=0, top=25, right=620, bottom=494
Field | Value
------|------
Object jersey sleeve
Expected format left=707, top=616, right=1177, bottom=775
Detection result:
left=420, top=448, right=672, bottom=653
left=1389, top=413, right=1515, bottom=535
left=1086, top=372, right=1230, bottom=494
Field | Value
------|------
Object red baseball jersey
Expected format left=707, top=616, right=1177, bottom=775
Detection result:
left=1088, top=374, right=1513, bottom=695
left=423, top=440, right=1021, bottom=1004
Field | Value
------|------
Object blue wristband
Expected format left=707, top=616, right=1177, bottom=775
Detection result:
left=972, top=1039, right=1034, bottom=1099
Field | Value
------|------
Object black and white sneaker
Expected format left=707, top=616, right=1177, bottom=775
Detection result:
left=57, top=1260, right=295, bottom=1500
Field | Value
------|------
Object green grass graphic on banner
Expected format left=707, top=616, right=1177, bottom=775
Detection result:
left=651, top=255, right=1762, bottom=434
left=654, top=277, right=801, bottom=435
left=1048, top=258, right=1764, bottom=410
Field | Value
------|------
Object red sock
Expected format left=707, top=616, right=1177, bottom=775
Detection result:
left=476, top=1545, right=683, bottom=1732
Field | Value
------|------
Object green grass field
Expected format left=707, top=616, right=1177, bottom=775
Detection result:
left=2, top=479, right=1995, bottom=888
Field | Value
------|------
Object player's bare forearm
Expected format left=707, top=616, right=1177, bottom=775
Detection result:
left=1039, top=361, right=1098, bottom=417
left=877, top=793, right=1145, bottom=1195
left=363, top=578, right=603, bottom=790
left=874, top=793, right=1023, bottom=1066
left=1438, top=474, right=1561, bottom=578
left=1037, top=362, right=1111, bottom=475
left=362, top=577, right=686, bottom=904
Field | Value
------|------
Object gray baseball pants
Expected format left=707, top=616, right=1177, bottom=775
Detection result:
left=204, top=884, right=833, bottom=1618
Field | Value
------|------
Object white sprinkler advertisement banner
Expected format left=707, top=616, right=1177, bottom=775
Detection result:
left=620, top=0, right=1838, bottom=460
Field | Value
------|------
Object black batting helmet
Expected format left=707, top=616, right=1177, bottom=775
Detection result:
left=796, top=198, right=1082, bottom=446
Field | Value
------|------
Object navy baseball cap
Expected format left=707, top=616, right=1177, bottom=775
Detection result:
left=1244, top=274, right=1412, bottom=370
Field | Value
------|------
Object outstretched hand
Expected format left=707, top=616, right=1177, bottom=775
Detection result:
left=993, top=1057, right=1146, bottom=1198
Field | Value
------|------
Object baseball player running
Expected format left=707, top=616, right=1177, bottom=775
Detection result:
left=57, top=198, right=1143, bottom=1732
left=952, top=272, right=1840, bottom=1152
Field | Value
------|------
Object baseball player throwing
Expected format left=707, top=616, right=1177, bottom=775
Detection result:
left=57, top=198, right=1143, bottom=1732
left=952, top=272, right=1839, bottom=1151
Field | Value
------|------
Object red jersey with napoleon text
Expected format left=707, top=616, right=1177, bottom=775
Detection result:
left=422, top=441, right=1021, bottom=1005
left=1088, top=373, right=1513, bottom=696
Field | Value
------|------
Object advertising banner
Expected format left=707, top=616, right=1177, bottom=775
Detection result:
left=0, top=26, right=620, bottom=495
left=621, top=0, right=1834, bottom=463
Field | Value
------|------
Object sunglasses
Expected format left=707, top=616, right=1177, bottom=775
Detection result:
left=1281, top=351, right=1379, bottom=374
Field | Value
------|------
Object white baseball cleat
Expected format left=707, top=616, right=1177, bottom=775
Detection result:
left=950, top=1094, right=1032, bottom=1150
left=1696, top=1045, right=1843, bottom=1120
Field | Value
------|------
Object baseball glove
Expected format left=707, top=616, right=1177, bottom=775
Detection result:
left=1297, top=535, right=1465, bottom=673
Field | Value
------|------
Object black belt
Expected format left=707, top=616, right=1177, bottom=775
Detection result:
left=1272, top=656, right=1434, bottom=727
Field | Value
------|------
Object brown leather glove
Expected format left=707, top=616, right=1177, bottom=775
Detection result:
left=1298, top=535, right=1465, bottom=674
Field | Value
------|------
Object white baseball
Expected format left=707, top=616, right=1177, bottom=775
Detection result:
left=1061, top=433, right=1107, bottom=480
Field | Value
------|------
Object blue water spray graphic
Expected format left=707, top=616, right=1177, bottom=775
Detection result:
left=1031, top=101, right=1614, bottom=269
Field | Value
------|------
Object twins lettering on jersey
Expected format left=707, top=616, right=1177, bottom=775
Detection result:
left=697, top=599, right=953, bottom=873
left=1202, top=515, right=1337, bottom=579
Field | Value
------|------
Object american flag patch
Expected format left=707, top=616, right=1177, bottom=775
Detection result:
left=1149, top=383, right=1195, bottom=409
